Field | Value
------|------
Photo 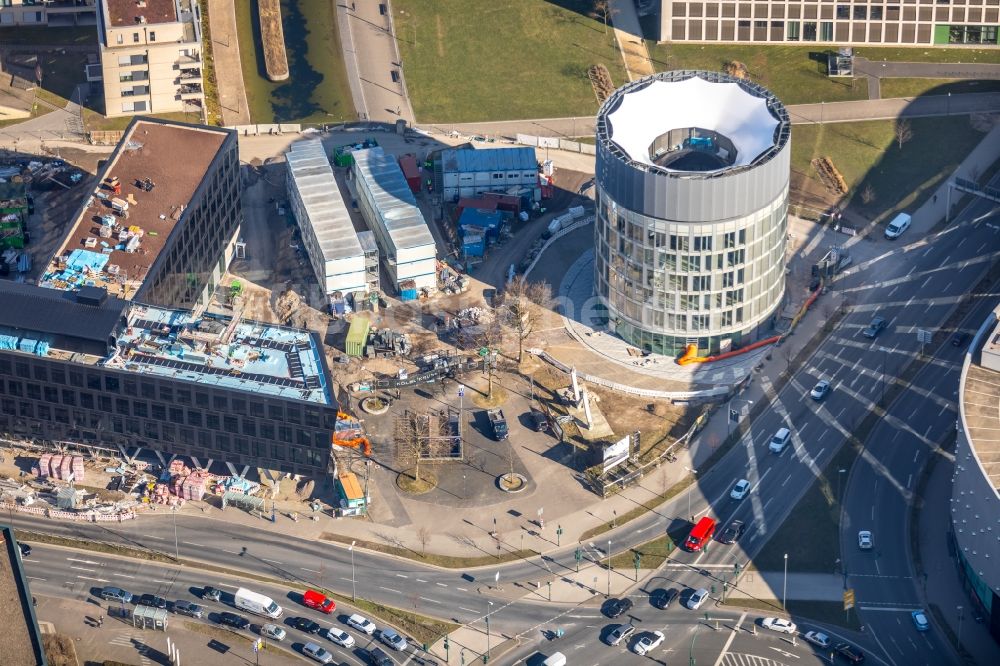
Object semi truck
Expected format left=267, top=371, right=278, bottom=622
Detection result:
left=234, top=587, right=283, bottom=619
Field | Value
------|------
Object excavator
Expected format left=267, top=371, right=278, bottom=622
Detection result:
left=332, top=409, right=371, bottom=457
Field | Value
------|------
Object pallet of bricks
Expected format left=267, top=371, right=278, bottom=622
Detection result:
left=35, top=453, right=85, bottom=482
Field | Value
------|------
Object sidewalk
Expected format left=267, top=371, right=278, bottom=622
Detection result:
left=609, top=0, right=655, bottom=81
left=916, top=454, right=1000, bottom=666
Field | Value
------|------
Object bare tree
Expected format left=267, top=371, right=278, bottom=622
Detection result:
left=593, top=0, right=618, bottom=34
left=416, top=526, right=431, bottom=555
left=500, top=277, right=555, bottom=364
left=894, top=119, right=913, bottom=150
left=860, top=183, right=876, bottom=206
left=467, top=308, right=504, bottom=398
left=394, top=410, right=430, bottom=483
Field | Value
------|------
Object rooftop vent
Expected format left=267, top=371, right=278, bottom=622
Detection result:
left=136, top=0, right=147, bottom=7
left=76, top=285, right=109, bottom=307
left=136, top=15, right=147, bottom=24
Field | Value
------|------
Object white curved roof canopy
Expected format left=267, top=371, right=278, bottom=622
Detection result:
left=606, top=75, right=780, bottom=172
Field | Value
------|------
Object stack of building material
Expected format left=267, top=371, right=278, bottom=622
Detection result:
left=180, top=472, right=209, bottom=501
left=37, top=453, right=52, bottom=479
left=71, top=456, right=85, bottom=482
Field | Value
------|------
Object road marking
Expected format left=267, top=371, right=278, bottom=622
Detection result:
left=301, top=567, right=320, bottom=574
left=181, top=541, right=204, bottom=547
left=418, top=596, right=442, bottom=604
left=221, top=550, right=240, bottom=555
left=875, top=559, right=881, bottom=575
left=459, top=607, right=477, bottom=613
left=75, top=575, right=109, bottom=582
left=379, top=586, right=402, bottom=594
left=780, top=474, right=791, bottom=487
left=713, top=611, right=747, bottom=666
left=114, top=574, right=135, bottom=579
left=456, top=587, right=468, bottom=592
left=67, top=558, right=99, bottom=565
left=858, top=605, right=923, bottom=612
left=396, top=574, right=408, bottom=578
left=416, top=579, right=428, bottom=583
left=913, top=450, right=920, bottom=463
left=260, top=558, right=282, bottom=564
left=436, top=582, right=447, bottom=587
left=907, top=474, right=913, bottom=489
left=26, top=576, right=46, bottom=581
left=70, top=566, right=97, bottom=572
left=216, top=583, right=239, bottom=589
left=141, top=534, right=165, bottom=540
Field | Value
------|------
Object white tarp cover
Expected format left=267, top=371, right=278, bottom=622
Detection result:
left=607, top=75, right=779, bottom=171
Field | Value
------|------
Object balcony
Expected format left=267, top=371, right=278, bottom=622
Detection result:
left=177, top=69, right=201, bottom=81
left=175, top=54, right=202, bottom=70
left=179, top=83, right=204, bottom=100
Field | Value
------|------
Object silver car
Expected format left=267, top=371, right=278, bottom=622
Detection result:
left=302, top=642, right=333, bottom=664
left=261, top=623, right=286, bottom=641
left=172, top=600, right=204, bottom=618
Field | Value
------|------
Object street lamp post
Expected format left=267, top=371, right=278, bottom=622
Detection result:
left=486, top=601, right=494, bottom=659
left=171, top=504, right=179, bottom=561
left=836, top=468, right=847, bottom=503
left=783, top=553, right=789, bottom=610
left=957, top=605, right=964, bottom=646
left=684, top=467, right=698, bottom=522
left=880, top=346, right=889, bottom=407
left=349, top=541, right=356, bottom=601
left=607, top=539, right=612, bottom=597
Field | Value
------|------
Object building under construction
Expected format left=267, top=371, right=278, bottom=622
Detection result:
left=0, top=280, right=339, bottom=477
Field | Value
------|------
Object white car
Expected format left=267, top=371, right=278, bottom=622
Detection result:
left=323, top=627, right=354, bottom=648
left=686, top=588, right=709, bottom=610
left=346, top=613, right=376, bottom=635
left=261, top=623, right=286, bottom=641
left=810, top=380, right=831, bottom=400
left=730, top=479, right=751, bottom=500
left=804, top=631, right=830, bottom=648
left=762, top=617, right=797, bottom=634
left=858, top=530, right=873, bottom=550
left=633, top=630, right=665, bottom=656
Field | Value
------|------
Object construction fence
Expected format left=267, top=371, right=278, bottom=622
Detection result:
left=515, top=134, right=596, bottom=155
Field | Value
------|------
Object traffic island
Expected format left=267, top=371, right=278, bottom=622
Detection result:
left=497, top=473, right=526, bottom=493
left=360, top=396, right=390, bottom=415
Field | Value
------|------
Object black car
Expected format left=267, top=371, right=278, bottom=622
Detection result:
left=367, top=646, right=395, bottom=666
left=137, top=594, right=168, bottom=609
left=952, top=332, right=969, bottom=347
left=835, top=643, right=866, bottom=663
left=201, top=586, right=222, bottom=602
left=292, top=617, right=322, bottom=634
left=862, top=316, right=888, bottom=339
left=529, top=410, right=550, bottom=433
left=604, top=597, right=633, bottom=618
left=218, top=612, right=251, bottom=630
left=718, top=520, right=746, bottom=544
left=649, top=588, right=679, bottom=609
left=18, top=543, right=31, bottom=558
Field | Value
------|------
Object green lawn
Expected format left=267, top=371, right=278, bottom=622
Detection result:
left=234, top=0, right=354, bottom=123
left=0, top=25, right=96, bottom=45
left=791, top=116, right=987, bottom=219
left=648, top=44, right=867, bottom=105
left=393, top=0, right=629, bottom=122
left=879, top=78, right=1000, bottom=99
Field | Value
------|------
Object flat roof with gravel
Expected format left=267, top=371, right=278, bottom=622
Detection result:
left=40, top=120, right=228, bottom=298
left=104, top=0, right=177, bottom=26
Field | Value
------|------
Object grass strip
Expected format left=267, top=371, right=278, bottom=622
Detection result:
left=16, top=530, right=455, bottom=646
left=319, top=532, right=535, bottom=569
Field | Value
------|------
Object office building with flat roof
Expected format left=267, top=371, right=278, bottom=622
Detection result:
left=40, top=117, right=241, bottom=311
left=656, top=0, right=1000, bottom=46
left=97, top=0, right=206, bottom=117
left=352, top=147, right=437, bottom=292
left=285, top=140, right=369, bottom=299
left=0, top=281, right=338, bottom=476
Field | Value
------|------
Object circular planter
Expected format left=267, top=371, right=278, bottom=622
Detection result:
left=360, top=396, right=390, bottom=415
left=497, top=473, right=527, bottom=493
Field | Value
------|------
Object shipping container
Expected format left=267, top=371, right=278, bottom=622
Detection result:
left=345, top=316, right=371, bottom=357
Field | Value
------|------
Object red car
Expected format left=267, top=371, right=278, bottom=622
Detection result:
left=302, top=589, right=335, bottom=614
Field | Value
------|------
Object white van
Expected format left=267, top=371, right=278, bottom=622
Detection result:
left=884, top=213, right=911, bottom=239
left=542, top=653, right=567, bottom=666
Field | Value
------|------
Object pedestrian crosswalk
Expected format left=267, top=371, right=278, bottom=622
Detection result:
left=107, top=633, right=152, bottom=666
left=721, top=653, right=789, bottom=666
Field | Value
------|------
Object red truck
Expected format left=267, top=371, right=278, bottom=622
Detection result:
left=684, top=517, right=717, bottom=552
left=302, top=589, right=336, bottom=614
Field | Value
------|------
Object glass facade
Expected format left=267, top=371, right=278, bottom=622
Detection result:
left=594, top=186, right=787, bottom=356
left=0, top=352, right=337, bottom=476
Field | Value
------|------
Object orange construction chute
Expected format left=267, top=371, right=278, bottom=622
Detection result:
left=333, top=409, right=371, bottom=456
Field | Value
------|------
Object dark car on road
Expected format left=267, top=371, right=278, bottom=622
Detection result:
left=367, top=646, right=395, bottom=666
left=137, top=594, right=168, bottom=609
left=172, top=600, right=204, bottom=618
left=529, top=409, right=550, bottom=433
left=201, top=586, right=222, bottom=602
left=649, top=588, right=679, bottom=609
left=18, top=543, right=31, bottom=558
left=835, top=642, right=865, bottom=663
left=718, top=520, right=746, bottom=544
left=862, top=316, right=888, bottom=339
left=604, top=597, right=633, bottom=618
left=952, top=332, right=969, bottom=347
left=292, top=617, right=323, bottom=634
left=218, top=612, right=251, bottom=630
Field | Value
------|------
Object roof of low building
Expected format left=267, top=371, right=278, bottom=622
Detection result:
left=439, top=147, right=537, bottom=174
left=105, top=0, right=177, bottom=27
left=0, top=280, right=126, bottom=343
